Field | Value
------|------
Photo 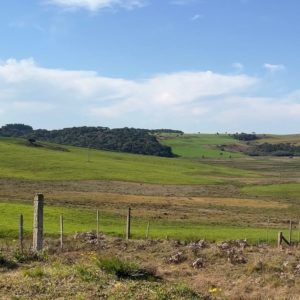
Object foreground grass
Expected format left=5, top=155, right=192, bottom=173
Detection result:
left=1, top=235, right=300, bottom=299
left=0, top=137, right=255, bottom=184
left=0, top=201, right=293, bottom=244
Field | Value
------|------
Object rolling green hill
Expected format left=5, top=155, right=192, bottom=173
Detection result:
left=0, top=137, right=256, bottom=184
left=160, top=133, right=245, bottom=158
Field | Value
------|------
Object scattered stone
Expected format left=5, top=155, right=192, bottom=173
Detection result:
left=218, top=240, right=248, bottom=250
left=226, top=249, right=247, bottom=264
left=73, top=232, right=103, bottom=244
left=188, top=240, right=207, bottom=250
left=168, top=252, right=186, bottom=264
left=295, top=264, right=300, bottom=273
left=192, top=257, right=204, bottom=269
left=254, top=260, right=264, bottom=272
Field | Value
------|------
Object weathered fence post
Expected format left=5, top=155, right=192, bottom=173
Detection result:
left=289, top=220, right=292, bottom=245
left=126, top=207, right=131, bottom=240
left=278, top=231, right=283, bottom=248
left=298, top=220, right=300, bottom=243
left=97, top=210, right=99, bottom=242
left=19, top=214, right=24, bottom=252
left=60, top=214, right=64, bottom=250
left=33, top=193, right=44, bottom=252
left=266, top=218, right=270, bottom=243
left=146, top=221, right=150, bottom=239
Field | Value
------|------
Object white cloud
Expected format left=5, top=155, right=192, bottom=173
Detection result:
left=191, top=14, right=204, bottom=21
left=171, top=0, right=203, bottom=5
left=232, top=62, right=244, bottom=72
left=263, top=63, right=285, bottom=73
left=46, top=0, right=146, bottom=11
left=1, top=58, right=300, bottom=133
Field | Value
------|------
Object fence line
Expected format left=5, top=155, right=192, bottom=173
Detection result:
left=2, top=194, right=300, bottom=252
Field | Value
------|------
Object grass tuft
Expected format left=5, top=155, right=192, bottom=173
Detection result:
left=96, top=257, right=157, bottom=280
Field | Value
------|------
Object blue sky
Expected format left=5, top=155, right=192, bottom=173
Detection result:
left=0, top=0, right=300, bottom=133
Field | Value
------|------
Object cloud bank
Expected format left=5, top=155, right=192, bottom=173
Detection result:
left=263, top=63, right=285, bottom=73
left=0, top=58, right=299, bottom=133
left=47, top=0, right=146, bottom=11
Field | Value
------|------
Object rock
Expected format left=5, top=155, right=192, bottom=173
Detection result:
left=218, top=240, right=248, bottom=251
left=254, top=260, right=263, bottom=272
left=227, top=249, right=247, bottom=264
left=192, top=257, right=204, bottom=269
left=188, top=240, right=207, bottom=250
left=73, top=231, right=102, bottom=244
left=169, top=252, right=186, bottom=264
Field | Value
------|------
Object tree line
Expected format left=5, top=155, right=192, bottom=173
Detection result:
left=0, top=124, right=176, bottom=157
left=247, top=143, right=300, bottom=157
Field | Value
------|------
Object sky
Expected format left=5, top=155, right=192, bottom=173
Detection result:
left=0, top=0, right=300, bottom=133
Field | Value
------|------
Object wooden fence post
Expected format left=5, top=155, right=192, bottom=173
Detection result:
left=97, top=210, right=99, bottom=242
left=289, top=220, right=292, bottom=245
left=19, top=214, right=24, bottom=252
left=298, top=220, right=300, bottom=243
left=126, top=208, right=131, bottom=240
left=33, top=193, right=44, bottom=252
left=266, top=218, right=270, bottom=243
left=278, top=231, right=283, bottom=248
left=146, top=221, right=150, bottom=239
left=60, top=214, right=64, bottom=250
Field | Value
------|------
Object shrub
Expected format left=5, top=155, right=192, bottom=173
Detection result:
left=13, top=250, right=48, bottom=263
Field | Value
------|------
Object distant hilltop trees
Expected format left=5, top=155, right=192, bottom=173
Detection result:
left=247, top=143, right=300, bottom=157
left=0, top=124, right=175, bottom=157
left=232, top=132, right=258, bottom=141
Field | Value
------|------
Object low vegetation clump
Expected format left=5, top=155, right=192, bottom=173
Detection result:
left=0, top=252, right=18, bottom=269
left=13, top=249, right=48, bottom=263
left=96, top=256, right=157, bottom=280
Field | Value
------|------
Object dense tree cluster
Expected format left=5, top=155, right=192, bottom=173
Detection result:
left=0, top=124, right=33, bottom=137
left=149, top=129, right=184, bottom=134
left=232, top=132, right=258, bottom=141
left=247, top=143, right=300, bottom=157
left=0, top=124, right=174, bottom=157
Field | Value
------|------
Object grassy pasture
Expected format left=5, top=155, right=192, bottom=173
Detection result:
left=0, top=137, right=255, bottom=184
left=0, top=136, right=300, bottom=244
left=0, top=201, right=292, bottom=244
left=242, top=183, right=300, bottom=201
left=257, top=134, right=300, bottom=145
left=160, top=134, right=245, bottom=158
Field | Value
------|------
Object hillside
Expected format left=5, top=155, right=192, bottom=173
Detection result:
left=0, top=137, right=256, bottom=184
left=160, top=133, right=300, bottom=158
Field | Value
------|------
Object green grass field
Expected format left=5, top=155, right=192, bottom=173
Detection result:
left=242, top=183, right=300, bottom=201
left=160, top=134, right=245, bottom=158
left=0, top=135, right=300, bottom=244
left=0, top=137, right=255, bottom=184
left=0, top=202, right=290, bottom=244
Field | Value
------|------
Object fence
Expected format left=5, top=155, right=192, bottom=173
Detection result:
left=1, top=193, right=300, bottom=252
